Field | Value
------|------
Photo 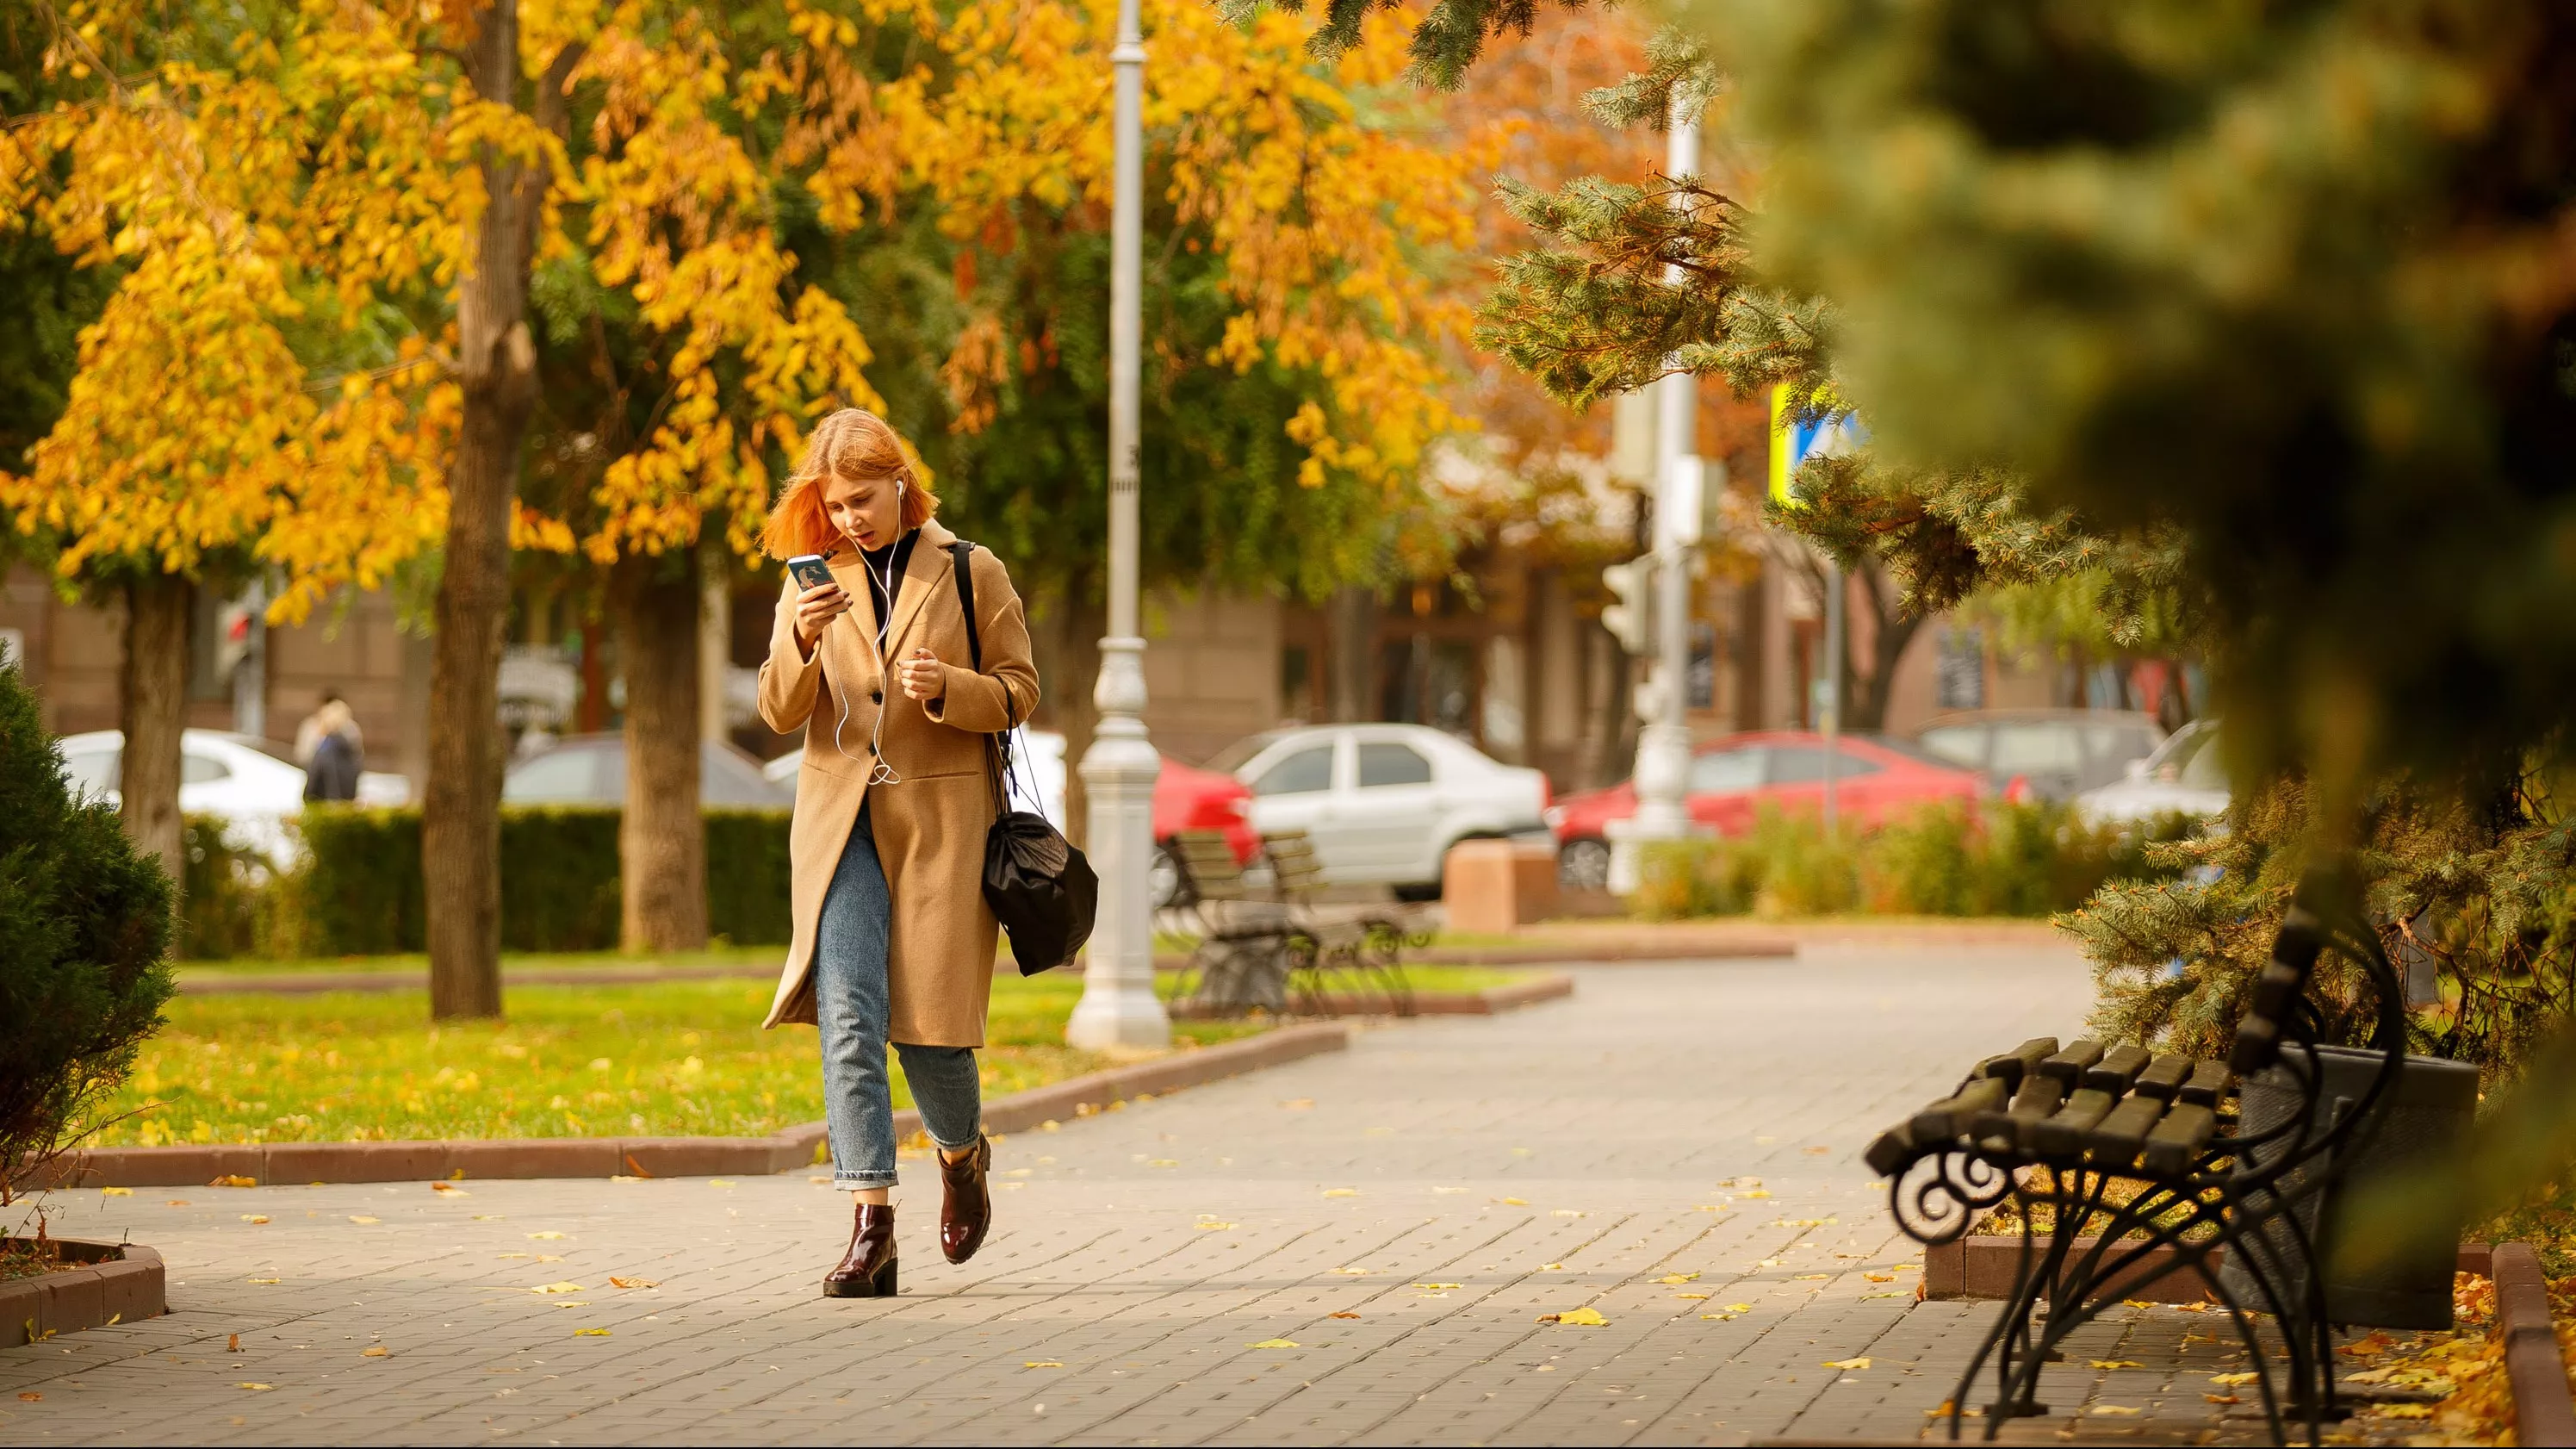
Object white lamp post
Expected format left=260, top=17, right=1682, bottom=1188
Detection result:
left=1613, top=100, right=1704, bottom=884
left=1067, top=0, right=1170, bottom=1049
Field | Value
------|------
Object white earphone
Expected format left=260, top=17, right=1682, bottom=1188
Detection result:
left=833, top=471, right=910, bottom=784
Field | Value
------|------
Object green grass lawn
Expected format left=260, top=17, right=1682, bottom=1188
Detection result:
left=93, top=975, right=1262, bottom=1148
left=100, top=963, right=1545, bottom=1147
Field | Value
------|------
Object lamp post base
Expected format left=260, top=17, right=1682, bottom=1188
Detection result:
left=1068, top=637, right=1170, bottom=1050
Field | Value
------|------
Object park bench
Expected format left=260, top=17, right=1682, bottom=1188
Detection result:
left=1165, top=830, right=1419, bottom=1017
left=1870, top=868, right=2410, bottom=1446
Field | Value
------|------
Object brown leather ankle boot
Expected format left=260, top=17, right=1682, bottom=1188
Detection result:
left=822, top=1202, right=897, bottom=1297
left=939, top=1135, right=992, bottom=1265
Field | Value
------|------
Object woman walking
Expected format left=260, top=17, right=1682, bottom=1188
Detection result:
left=757, top=408, right=1039, bottom=1297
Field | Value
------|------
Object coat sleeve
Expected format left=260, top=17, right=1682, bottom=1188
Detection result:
left=925, top=547, right=1040, bottom=734
left=757, top=575, right=826, bottom=735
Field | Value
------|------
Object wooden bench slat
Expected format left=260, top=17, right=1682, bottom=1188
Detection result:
left=2141, top=1102, right=2220, bottom=1175
left=1911, top=1075, right=2010, bottom=1144
left=2131, top=1053, right=2191, bottom=1101
left=1976, top=1074, right=2066, bottom=1151
left=2178, top=1060, right=2231, bottom=1108
left=2027, top=1086, right=2117, bottom=1157
left=1976, top=1038, right=2061, bottom=1088
left=2083, top=1093, right=2168, bottom=1167
left=2036, top=1040, right=2104, bottom=1085
left=2083, top=1043, right=2153, bottom=1093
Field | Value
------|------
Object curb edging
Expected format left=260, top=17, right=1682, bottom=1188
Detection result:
left=0, top=1241, right=164, bottom=1349
left=2492, top=1241, right=2576, bottom=1446
left=44, top=1022, right=1350, bottom=1190
left=1923, top=1232, right=2495, bottom=1305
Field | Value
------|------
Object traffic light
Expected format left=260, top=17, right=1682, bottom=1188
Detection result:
left=1601, top=557, right=1654, bottom=655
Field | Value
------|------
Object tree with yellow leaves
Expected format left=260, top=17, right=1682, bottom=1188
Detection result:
left=0, top=2, right=450, bottom=883
left=776, top=0, right=1503, bottom=803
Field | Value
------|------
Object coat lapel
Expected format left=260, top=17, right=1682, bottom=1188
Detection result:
left=885, top=522, right=956, bottom=661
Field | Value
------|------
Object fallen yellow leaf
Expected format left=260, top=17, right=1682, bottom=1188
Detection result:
left=1539, top=1262, right=1567, bottom=1272
left=532, top=1282, right=587, bottom=1295
left=708, top=1179, right=736, bottom=1188
left=1865, top=1273, right=1894, bottom=1283
left=1414, top=1283, right=1461, bottom=1290
left=574, top=1328, right=611, bottom=1337
left=1323, top=1188, right=1359, bottom=1197
left=100, top=1186, right=132, bottom=1197
left=16, top=1391, right=40, bottom=1402
left=2211, top=1372, right=2259, bottom=1386
left=362, top=1346, right=388, bottom=1358
left=236, top=1383, right=273, bottom=1391
left=1539, top=1308, right=1608, bottom=1327
left=2090, top=1360, right=2145, bottom=1371
left=1657, top=1272, right=1701, bottom=1284
left=607, top=1276, right=659, bottom=1290
left=211, top=1175, right=258, bottom=1188
left=1025, top=1360, right=1064, bottom=1368
left=1551, top=1210, right=1586, bottom=1218
left=2206, top=1394, right=2241, bottom=1405
left=528, top=1231, right=567, bottom=1241
left=1499, top=1197, right=1528, bottom=1206
left=430, top=1182, right=468, bottom=1194
left=1741, top=1190, right=1772, bottom=1199
left=246, top=1278, right=280, bottom=1285
left=1330, top=1266, right=1369, bottom=1276
left=1329, top=1311, right=1360, bottom=1319
left=2376, top=1404, right=2433, bottom=1420
left=1823, top=1358, right=1871, bottom=1371
left=1794, top=1273, right=1830, bottom=1281
left=348, top=1216, right=380, bottom=1225
left=1195, top=1222, right=1238, bottom=1231
left=240, top=1215, right=270, bottom=1225
left=2088, top=1405, right=2141, bottom=1416
left=1676, top=1292, right=1711, bottom=1299
left=1247, top=1339, right=1300, bottom=1349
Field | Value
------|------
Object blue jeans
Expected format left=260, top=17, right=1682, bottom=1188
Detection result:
left=816, top=802, right=984, bottom=1189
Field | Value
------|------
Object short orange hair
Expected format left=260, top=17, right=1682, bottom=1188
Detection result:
left=760, top=408, right=939, bottom=559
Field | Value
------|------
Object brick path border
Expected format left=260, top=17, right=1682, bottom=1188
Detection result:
left=1925, top=1231, right=2496, bottom=1304
left=0, top=1240, right=163, bottom=1349
left=2493, top=1241, right=2576, bottom=1445
left=40, top=1022, right=1350, bottom=1191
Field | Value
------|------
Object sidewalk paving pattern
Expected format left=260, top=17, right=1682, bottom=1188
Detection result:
left=1, top=945, right=2095, bottom=1446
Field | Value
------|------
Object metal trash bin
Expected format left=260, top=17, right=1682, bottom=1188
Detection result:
left=2219, top=1043, right=2479, bottom=1330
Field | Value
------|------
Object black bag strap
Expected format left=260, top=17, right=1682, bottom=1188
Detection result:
left=947, top=539, right=1021, bottom=809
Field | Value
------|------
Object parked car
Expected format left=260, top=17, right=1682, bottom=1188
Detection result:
left=54, top=728, right=412, bottom=863
left=1212, top=723, right=1550, bottom=899
left=1912, top=709, right=2165, bottom=802
left=1546, top=731, right=1989, bottom=892
left=763, top=729, right=1258, bottom=908
left=505, top=733, right=791, bottom=807
left=2074, top=718, right=2229, bottom=826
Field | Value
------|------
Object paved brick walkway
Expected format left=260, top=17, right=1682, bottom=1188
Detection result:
left=2, top=943, right=2092, bottom=1446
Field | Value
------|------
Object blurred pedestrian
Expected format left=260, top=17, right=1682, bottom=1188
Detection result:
left=757, top=407, right=1039, bottom=1299
left=298, top=693, right=363, bottom=802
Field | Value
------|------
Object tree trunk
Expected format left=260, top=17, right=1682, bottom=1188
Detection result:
left=1846, top=567, right=1923, bottom=734
left=619, top=555, right=708, bottom=952
left=1327, top=585, right=1376, bottom=721
left=118, top=574, right=191, bottom=888
left=423, top=4, right=582, bottom=1021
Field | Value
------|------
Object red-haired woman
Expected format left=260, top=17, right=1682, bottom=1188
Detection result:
left=755, top=408, right=1038, bottom=1297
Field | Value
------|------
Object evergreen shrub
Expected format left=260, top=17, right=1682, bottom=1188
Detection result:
left=0, top=662, right=176, bottom=1195
left=1632, top=799, right=2187, bottom=922
left=212, top=805, right=797, bottom=958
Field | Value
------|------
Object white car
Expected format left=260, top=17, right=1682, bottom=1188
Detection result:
left=762, top=726, right=1067, bottom=831
left=2074, top=718, right=2230, bottom=827
left=54, top=728, right=412, bottom=863
left=1215, top=723, right=1550, bottom=896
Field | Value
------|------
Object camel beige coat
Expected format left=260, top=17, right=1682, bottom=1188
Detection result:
left=755, top=519, right=1039, bottom=1046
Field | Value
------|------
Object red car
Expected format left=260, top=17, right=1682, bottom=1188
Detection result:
left=1547, top=731, right=1989, bottom=892
left=1151, top=757, right=1257, bottom=907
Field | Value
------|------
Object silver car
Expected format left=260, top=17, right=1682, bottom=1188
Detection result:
left=2075, top=719, right=2229, bottom=826
left=1215, top=723, right=1550, bottom=898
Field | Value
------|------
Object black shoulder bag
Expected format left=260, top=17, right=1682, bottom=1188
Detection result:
left=949, top=541, right=1097, bottom=975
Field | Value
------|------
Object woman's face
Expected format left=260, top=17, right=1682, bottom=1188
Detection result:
left=822, top=470, right=903, bottom=552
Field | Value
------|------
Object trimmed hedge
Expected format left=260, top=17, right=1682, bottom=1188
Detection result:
left=180, top=806, right=794, bottom=959
left=1630, top=799, right=2193, bottom=920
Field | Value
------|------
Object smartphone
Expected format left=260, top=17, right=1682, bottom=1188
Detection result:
left=786, top=554, right=835, bottom=593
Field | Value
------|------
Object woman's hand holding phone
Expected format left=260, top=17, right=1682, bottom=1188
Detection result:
left=792, top=579, right=852, bottom=656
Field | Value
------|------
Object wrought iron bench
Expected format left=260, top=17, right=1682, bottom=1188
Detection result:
left=1870, top=868, right=2408, bottom=1446
left=1164, top=830, right=1418, bottom=1017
